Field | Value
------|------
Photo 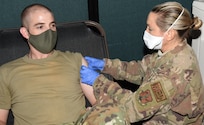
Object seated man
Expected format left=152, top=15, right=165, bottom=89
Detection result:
left=0, top=3, right=95, bottom=125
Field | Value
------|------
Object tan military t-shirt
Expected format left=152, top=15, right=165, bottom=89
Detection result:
left=0, top=50, right=86, bottom=125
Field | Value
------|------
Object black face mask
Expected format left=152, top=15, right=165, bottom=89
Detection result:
left=28, top=29, right=57, bottom=54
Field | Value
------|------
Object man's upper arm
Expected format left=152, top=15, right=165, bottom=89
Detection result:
left=80, top=57, right=96, bottom=105
left=0, top=109, right=9, bottom=125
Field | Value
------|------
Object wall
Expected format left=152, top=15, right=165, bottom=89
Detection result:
left=99, top=0, right=194, bottom=61
left=0, top=0, right=88, bottom=28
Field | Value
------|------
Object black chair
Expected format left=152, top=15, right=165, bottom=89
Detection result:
left=0, top=20, right=109, bottom=64
left=0, top=20, right=109, bottom=125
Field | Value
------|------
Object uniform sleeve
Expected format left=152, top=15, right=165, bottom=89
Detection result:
left=125, top=79, right=173, bottom=122
left=102, top=58, right=145, bottom=85
left=93, top=75, right=173, bottom=123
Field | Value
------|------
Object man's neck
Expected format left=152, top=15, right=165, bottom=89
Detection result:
left=28, top=50, right=54, bottom=59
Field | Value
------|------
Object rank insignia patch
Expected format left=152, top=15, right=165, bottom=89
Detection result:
left=139, top=89, right=152, bottom=105
left=151, top=82, right=167, bottom=102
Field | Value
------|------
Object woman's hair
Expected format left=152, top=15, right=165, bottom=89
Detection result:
left=21, top=3, right=54, bottom=27
left=151, top=1, right=202, bottom=39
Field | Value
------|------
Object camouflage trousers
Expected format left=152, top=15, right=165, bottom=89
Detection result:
left=69, top=75, right=132, bottom=125
left=73, top=102, right=131, bottom=125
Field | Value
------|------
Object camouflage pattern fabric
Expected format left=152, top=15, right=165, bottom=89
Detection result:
left=75, top=103, right=130, bottom=125
left=75, top=40, right=204, bottom=125
left=74, top=76, right=131, bottom=125
left=102, top=40, right=204, bottom=124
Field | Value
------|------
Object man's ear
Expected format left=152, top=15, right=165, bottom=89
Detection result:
left=20, top=27, right=29, bottom=39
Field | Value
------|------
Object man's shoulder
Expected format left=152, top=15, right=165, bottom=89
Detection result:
left=0, top=57, right=24, bottom=69
left=56, top=50, right=82, bottom=58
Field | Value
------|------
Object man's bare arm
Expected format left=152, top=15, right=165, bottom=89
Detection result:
left=80, top=57, right=96, bottom=105
left=0, top=109, right=9, bottom=125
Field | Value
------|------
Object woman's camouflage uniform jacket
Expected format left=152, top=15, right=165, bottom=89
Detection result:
left=77, top=40, right=204, bottom=125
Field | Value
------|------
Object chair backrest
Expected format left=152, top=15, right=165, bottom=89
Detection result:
left=0, top=20, right=109, bottom=65
left=0, top=20, right=109, bottom=125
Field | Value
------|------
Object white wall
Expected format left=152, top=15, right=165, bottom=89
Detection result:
left=192, top=1, right=204, bottom=82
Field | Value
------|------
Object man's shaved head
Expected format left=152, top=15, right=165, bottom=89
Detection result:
left=21, top=3, right=54, bottom=28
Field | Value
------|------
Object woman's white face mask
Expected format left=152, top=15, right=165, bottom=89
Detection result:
left=143, top=31, right=163, bottom=49
left=143, top=8, right=184, bottom=50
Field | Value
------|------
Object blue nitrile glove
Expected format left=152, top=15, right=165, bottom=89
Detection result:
left=85, top=56, right=105, bottom=71
left=80, top=65, right=100, bottom=86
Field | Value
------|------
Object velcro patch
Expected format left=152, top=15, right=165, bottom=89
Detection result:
left=135, top=80, right=170, bottom=112
left=151, top=82, right=167, bottom=102
left=139, top=89, right=152, bottom=105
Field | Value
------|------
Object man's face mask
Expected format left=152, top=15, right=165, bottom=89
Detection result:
left=28, top=29, right=57, bottom=54
left=143, top=8, right=184, bottom=50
